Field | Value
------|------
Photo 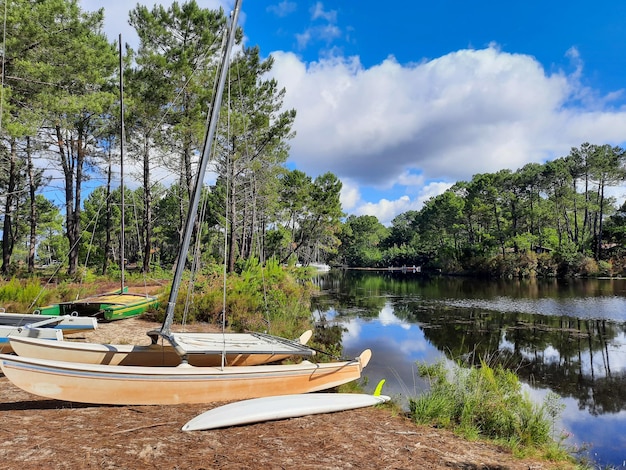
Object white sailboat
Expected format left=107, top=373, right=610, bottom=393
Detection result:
left=0, top=0, right=371, bottom=405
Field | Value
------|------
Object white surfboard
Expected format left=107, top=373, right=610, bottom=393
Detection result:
left=182, top=392, right=391, bottom=431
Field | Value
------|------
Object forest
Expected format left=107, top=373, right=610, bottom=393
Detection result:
left=338, top=142, right=626, bottom=278
left=0, top=0, right=343, bottom=277
left=1, top=1, right=625, bottom=281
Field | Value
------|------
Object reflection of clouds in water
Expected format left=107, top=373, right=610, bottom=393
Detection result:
left=499, top=330, right=514, bottom=352
left=515, top=345, right=561, bottom=364
left=396, top=335, right=430, bottom=356
left=379, top=302, right=411, bottom=329
left=314, top=307, right=338, bottom=320
left=445, top=296, right=626, bottom=320
left=340, top=317, right=445, bottom=401
left=562, top=398, right=626, bottom=467
left=578, top=342, right=626, bottom=376
left=524, top=385, right=626, bottom=466
left=341, top=318, right=362, bottom=347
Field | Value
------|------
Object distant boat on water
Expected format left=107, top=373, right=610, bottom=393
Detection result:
left=309, top=263, right=331, bottom=272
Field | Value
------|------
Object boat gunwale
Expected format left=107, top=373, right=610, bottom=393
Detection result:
left=0, top=351, right=367, bottom=379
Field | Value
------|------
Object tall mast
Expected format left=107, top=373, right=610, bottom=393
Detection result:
left=119, top=34, right=125, bottom=291
left=158, top=0, right=242, bottom=338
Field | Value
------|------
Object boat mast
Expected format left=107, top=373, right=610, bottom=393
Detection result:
left=119, top=34, right=125, bottom=292
left=157, top=0, right=242, bottom=339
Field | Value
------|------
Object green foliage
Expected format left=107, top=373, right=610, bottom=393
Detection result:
left=409, top=360, right=558, bottom=450
left=334, top=143, right=626, bottom=278
left=153, top=258, right=315, bottom=343
left=5, top=0, right=626, bottom=283
left=0, top=277, right=51, bottom=308
left=597, top=260, right=612, bottom=277
left=338, top=215, right=388, bottom=267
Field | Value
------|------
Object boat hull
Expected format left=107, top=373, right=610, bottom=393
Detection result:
left=0, top=327, right=63, bottom=354
left=0, top=349, right=371, bottom=405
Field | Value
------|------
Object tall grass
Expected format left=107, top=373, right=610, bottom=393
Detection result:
left=409, top=359, right=575, bottom=463
left=0, top=277, right=53, bottom=310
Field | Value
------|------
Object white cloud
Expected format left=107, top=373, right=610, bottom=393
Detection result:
left=339, top=179, right=361, bottom=211
left=345, top=181, right=453, bottom=226
left=310, top=2, right=337, bottom=23
left=269, top=46, right=626, bottom=194
left=80, top=3, right=626, bottom=224
left=267, top=1, right=297, bottom=17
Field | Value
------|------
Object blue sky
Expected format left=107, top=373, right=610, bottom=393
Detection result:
left=85, top=1, right=626, bottom=225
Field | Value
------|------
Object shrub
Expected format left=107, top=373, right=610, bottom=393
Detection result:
left=535, top=253, right=558, bottom=277
left=0, top=277, right=51, bottom=309
left=153, top=258, right=316, bottom=345
left=597, top=260, right=612, bottom=277
left=409, top=360, right=555, bottom=448
left=577, top=257, right=598, bottom=277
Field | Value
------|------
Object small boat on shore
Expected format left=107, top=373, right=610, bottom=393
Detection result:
left=0, top=313, right=97, bottom=353
left=35, top=289, right=158, bottom=321
left=0, top=312, right=97, bottom=334
left=0, top=325, right=63, bottom=353
left=0, top=349, right=371, bottom=405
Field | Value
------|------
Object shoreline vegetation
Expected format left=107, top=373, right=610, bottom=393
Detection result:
left=0, top=266, right=588, bottom=468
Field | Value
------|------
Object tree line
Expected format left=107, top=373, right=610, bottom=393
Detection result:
left=336, top=142, right=626, bottom=277
left=0, top=0, right=343, bottom=276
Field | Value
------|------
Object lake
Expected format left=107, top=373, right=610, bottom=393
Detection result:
left=311, top=271, right=626, bottom=468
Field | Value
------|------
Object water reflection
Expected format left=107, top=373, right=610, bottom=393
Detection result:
left=311, top=272, right=626, bottom=468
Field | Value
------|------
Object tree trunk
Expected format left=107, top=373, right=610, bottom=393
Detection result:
left=595, top=177, right=606, bottom=260
left=27, top=137, right=37, bottom=273
left=142, top=136, right=152, bottom=273
left=228, top=165, right=237, bottom=273
left=56, top=124, right=85, bottom=276
left=1, top=139, right=17, bottom=274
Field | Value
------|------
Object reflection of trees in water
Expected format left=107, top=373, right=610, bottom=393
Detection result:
left=312, top=271, right=626, bottom=415
left=397, top=302, right=626, bottom=415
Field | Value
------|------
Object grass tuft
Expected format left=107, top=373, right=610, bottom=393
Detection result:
left=409, top=359, right=578, bottom=465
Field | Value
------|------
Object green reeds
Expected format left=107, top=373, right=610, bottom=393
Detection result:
left=409, top=359, right=575, bottom=463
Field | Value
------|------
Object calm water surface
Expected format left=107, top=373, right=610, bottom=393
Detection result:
left=311, top=272, right=626, bottom=468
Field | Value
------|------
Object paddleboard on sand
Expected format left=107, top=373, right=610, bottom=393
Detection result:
left=182, top=391, right=390, bottom=431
